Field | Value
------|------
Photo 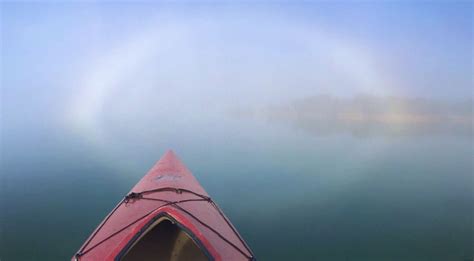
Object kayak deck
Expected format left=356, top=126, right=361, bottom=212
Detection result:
left=121, top=216, right=207, bottom=261
left=73, top=150, right=255, bottom=261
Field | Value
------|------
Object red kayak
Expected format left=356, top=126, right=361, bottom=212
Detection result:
left=73, top=150, right=255, bottom=261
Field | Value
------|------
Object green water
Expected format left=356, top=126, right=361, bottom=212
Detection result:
left=1, top=119, right=472, bottom=261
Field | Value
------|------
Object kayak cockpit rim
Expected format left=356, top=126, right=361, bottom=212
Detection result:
left=114, top=212, right=214, bottom=261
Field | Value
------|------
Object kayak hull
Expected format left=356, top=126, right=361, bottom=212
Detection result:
left=73, top=150, right=254, bottom=261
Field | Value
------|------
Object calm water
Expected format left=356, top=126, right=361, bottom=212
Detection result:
left=1, top=116, right=472, bottom=261
left=2, top=2, right=472, bottom=260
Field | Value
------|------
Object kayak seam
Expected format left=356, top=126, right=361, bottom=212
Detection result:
left=74, top=187, right=256, bottom=260
left=75, top=197, right=207, bottom=258
left=76, top=197, right=127, bottom=258
left=132, top=187, right=255, bottom=259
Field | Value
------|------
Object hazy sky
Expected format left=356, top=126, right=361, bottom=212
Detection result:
left=2, top=2, right=472, bottom=144
left=1, top=4, right=472, bottom=260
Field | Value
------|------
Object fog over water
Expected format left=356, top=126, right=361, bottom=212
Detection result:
left=1, top=2, right=473, bottom=260
left=231, top=95, right=473, bottom=137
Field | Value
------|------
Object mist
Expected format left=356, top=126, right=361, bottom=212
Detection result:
left=1, top=2, right=472, bottom=261
left=230, top=95, right=473, bottom=137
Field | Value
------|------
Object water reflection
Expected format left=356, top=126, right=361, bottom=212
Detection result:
left=230, top=95, right=473, bottom=137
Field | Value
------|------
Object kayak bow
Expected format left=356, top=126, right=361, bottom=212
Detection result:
left=73, top=150, right=255, bottom=261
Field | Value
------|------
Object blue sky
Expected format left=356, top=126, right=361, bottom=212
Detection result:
left=1, top=2, right=472, bottom=142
